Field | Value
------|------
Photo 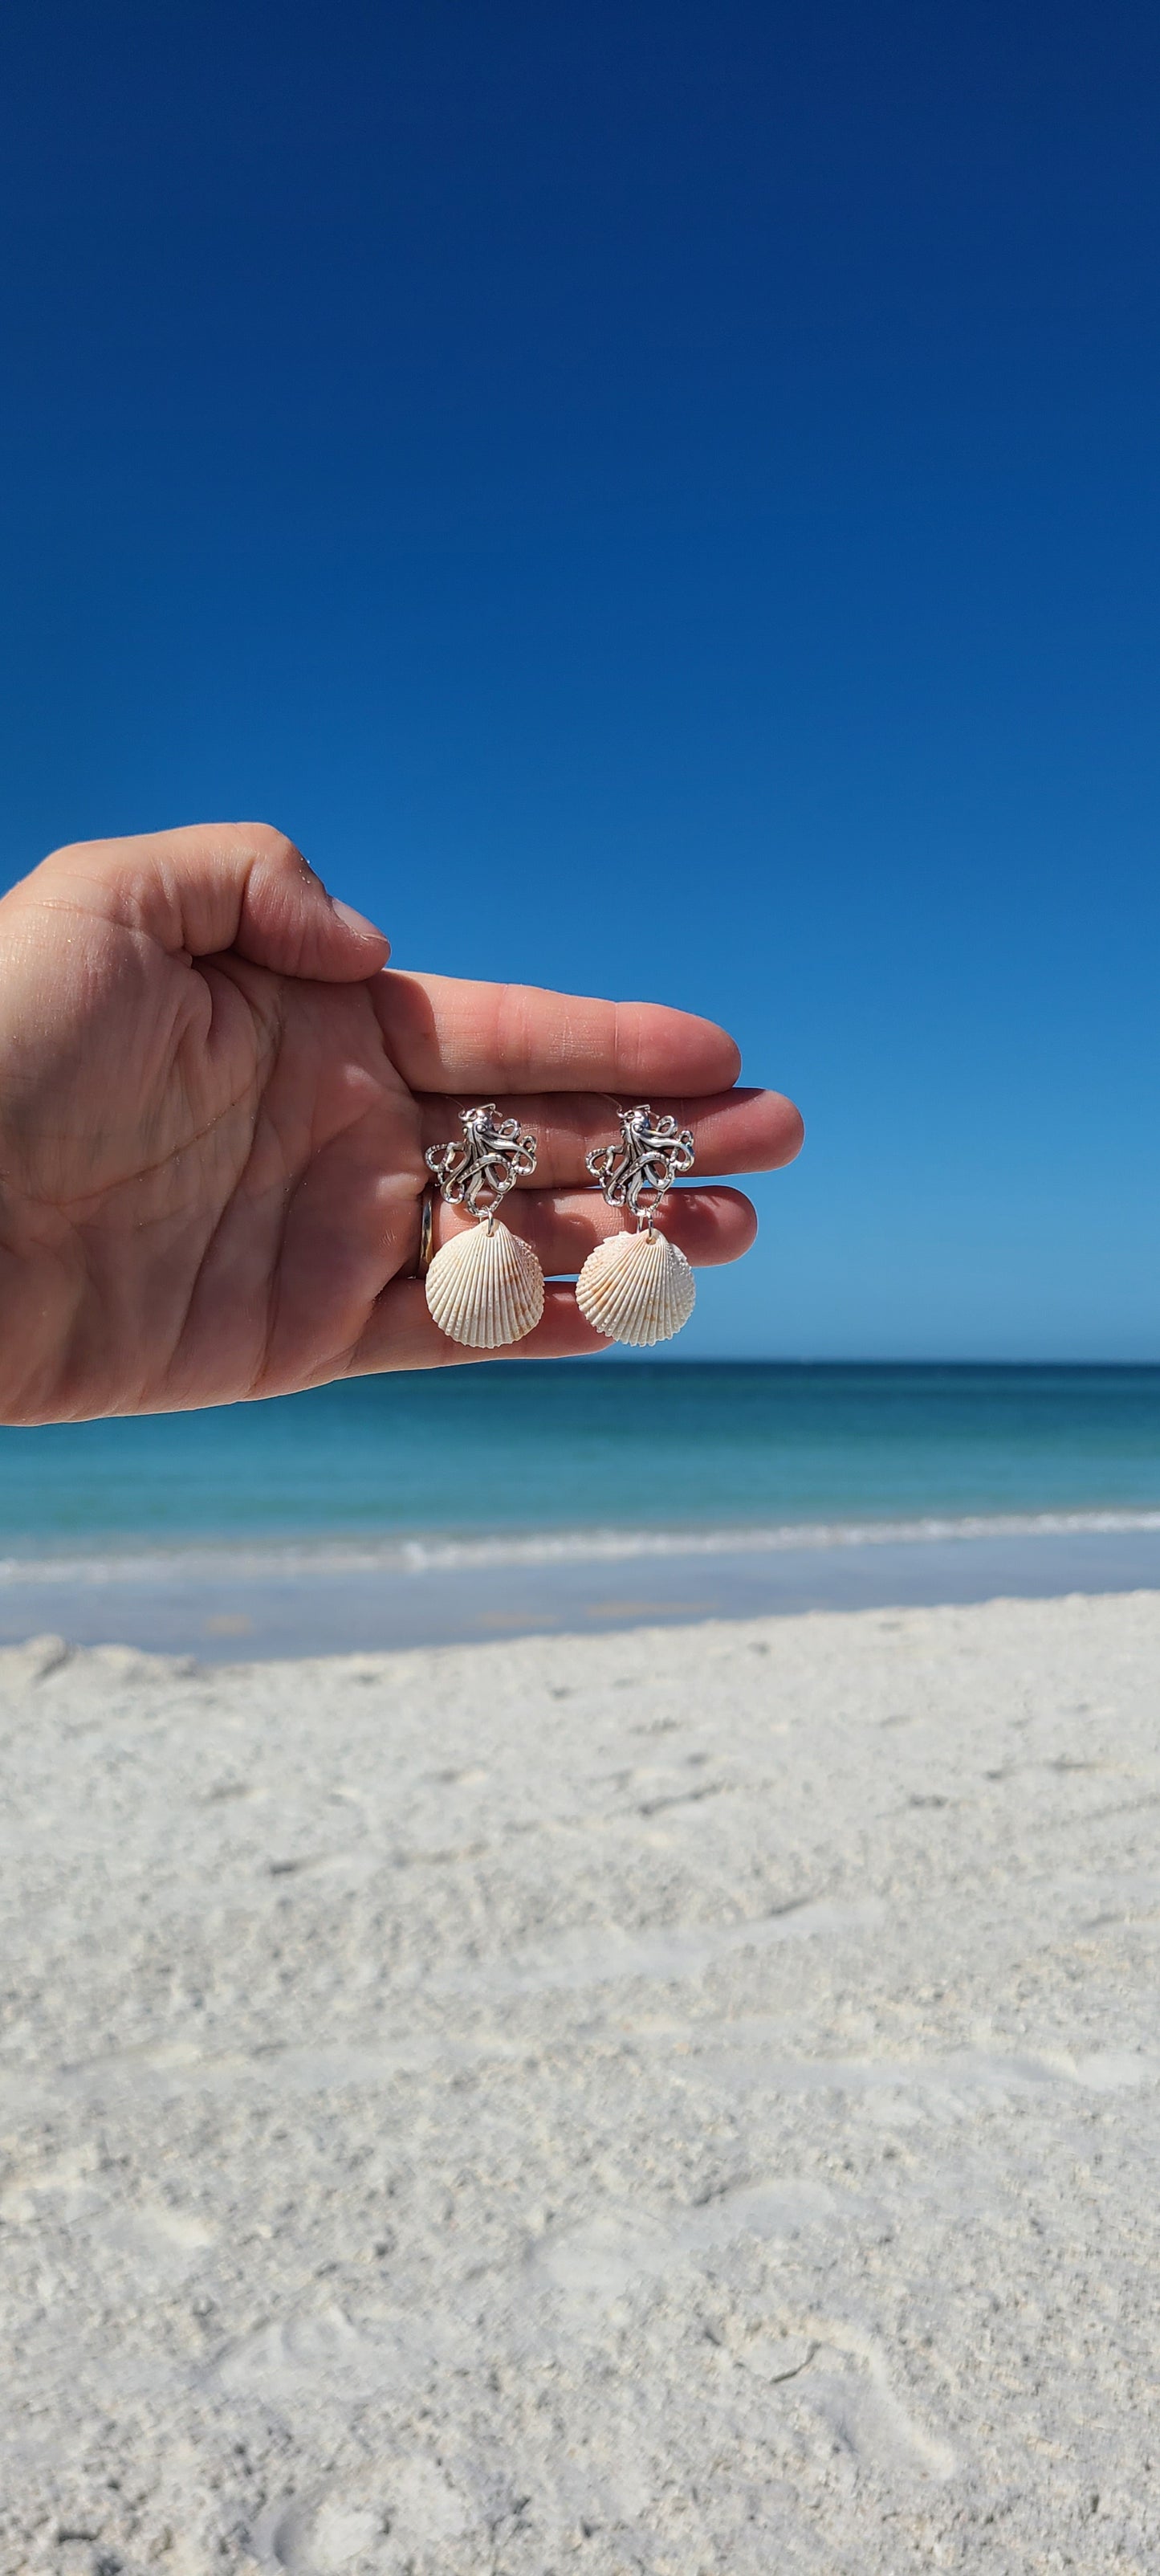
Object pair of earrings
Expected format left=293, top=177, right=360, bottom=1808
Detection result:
left=422, top=1102, right=697, bottom=1350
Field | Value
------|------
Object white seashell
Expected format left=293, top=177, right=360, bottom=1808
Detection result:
left=575, top=1228, right=695, bottom=1347
left=425, top=1217, right=545, bottom=1348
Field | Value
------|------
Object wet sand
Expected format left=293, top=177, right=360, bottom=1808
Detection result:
left=0, top=1515, right=1156, bottom=1659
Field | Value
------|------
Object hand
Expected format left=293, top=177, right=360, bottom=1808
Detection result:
left=0, top=825, right=803, bottom=1422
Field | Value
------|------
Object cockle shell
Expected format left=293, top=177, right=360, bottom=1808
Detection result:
left=575, top=1229, right=695, bottom=1347
left=425, top=1218, right=545, bottom=1348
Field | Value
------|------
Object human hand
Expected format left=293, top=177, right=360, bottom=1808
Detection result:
left=0, top=825, right=803, bottom=1422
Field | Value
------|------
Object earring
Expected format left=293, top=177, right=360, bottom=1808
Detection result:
left=576, top=1105, right=697, bottom=1347
left=423, top=1105, right=545, bottom=1347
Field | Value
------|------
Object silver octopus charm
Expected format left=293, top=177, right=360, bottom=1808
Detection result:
left=425, top=1103, right=538, bottom=1216
left=585, top=1103, right=695, bottom=1225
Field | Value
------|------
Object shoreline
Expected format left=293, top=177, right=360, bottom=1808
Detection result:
left=1, top=1498, right=1158, bottom=1583
left=0, top=1513, right=1155, bottom=1657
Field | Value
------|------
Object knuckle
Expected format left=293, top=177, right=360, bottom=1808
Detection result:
left=227, top=821, right=308, bottom=877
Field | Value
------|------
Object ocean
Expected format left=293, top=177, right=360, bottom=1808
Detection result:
left=0, top=1362, right=1156, bottom=1657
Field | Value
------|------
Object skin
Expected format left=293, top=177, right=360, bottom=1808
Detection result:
left=0, top=823, right=804, bottom=1423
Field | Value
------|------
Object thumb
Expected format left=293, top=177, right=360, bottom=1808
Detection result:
left=31, top=821, right=391, bottom=983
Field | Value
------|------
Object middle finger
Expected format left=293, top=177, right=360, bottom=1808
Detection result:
left=416, top=1086, right=802, bottom=1188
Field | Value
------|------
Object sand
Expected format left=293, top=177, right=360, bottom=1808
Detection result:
left=1, top=1592, right=1158, bottom=2575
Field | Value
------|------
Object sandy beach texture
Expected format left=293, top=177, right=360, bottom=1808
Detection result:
left=2, top=1594, right=1158, bottom=2575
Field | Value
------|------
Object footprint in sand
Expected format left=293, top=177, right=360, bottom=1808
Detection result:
left=255, top=2458, right=475, bottom=2573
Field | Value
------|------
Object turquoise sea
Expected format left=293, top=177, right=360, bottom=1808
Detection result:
left=0, top=1363, right=1156, bottom=1655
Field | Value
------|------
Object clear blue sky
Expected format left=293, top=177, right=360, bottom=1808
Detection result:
left=1, top=1, right=1157, bottom=1360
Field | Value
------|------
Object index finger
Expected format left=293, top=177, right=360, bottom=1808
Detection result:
left=372, top=969, right=743, bottom=1095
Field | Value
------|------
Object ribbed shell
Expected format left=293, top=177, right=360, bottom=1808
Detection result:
left=425, top=1218, right=544, bottom=1348
left=576, top=1229, right=695, bottom=1347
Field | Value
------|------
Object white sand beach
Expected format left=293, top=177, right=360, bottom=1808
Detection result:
left=2, top=1592, right=1158, bottom=2574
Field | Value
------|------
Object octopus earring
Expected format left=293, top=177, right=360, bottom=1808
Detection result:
left=424, top=1106, right=545, bottom=1347
left=576, top=1105, right=697, bottom=1347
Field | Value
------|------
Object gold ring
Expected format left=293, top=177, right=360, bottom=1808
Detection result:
left=415, top=1185, right=436, bottom=1278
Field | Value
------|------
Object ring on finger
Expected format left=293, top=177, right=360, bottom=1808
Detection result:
left=414, top=1184, right=436, bottom=1279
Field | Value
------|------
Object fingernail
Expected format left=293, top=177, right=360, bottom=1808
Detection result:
left=332, top=896, right=389, bottom=945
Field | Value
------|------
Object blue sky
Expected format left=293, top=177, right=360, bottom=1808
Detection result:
left=1, top=0, right=1157, bottom=1360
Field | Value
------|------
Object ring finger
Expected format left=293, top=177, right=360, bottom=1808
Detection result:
left=426, top=1184, right=756, bottom=1278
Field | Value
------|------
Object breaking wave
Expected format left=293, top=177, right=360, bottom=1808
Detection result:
left=0, top=1507, right=1158, bottom=1586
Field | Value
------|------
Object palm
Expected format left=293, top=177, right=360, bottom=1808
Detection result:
left=47, top=956, right=426, bottom=1410
left=0, top=827, right=801, bottom=1423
